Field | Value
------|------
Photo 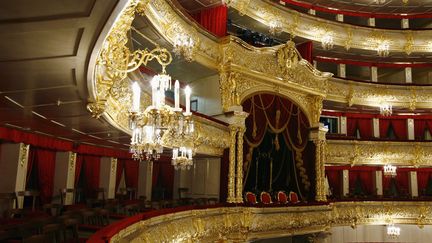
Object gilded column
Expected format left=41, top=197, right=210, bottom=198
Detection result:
left=227, top=125, right=238, bottom=203
left=310, top=124, right=328, bottom=202
left=236, top=126, right=246, bottom=203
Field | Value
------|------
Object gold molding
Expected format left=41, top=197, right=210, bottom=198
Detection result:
left=110, top=202, right=432, bottom=242
left=326, top=140, right=432, bottom=167
left=230, top=0, right=432, bottom=53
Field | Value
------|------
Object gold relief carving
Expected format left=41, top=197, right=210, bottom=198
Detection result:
left=236, top=126, right=246, bottom=203
left=404, top=31, right=414, bottom=55
left=344, top=26, right=353, bottom=51
left=230, top=0, right=432, bottom=53
left=87, top=99, right=107, bottom=119
left=219, top=71, right=240, bottom=112
left=277, top=40, right=299, bottom=71
left=327, top=140, right=432, bottom=166
left=309, top=95, right=324, bottom=127
left=111, top=202, right=432, bottom=242
left=19, top=143, right=29, bottom=167
left=111, top=157, right=118, bottom=173
left=69, top=152, right=77, bottom=172
left=227, top=126, right=237, bottom=203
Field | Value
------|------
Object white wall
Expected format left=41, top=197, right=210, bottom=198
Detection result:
left=0, top=143, right=21, bottom=193
left=330, top=225, right=432, bottom=243
left=173, top=158, right=221, bottom=199
left=190, top=75, right=223, bottom=116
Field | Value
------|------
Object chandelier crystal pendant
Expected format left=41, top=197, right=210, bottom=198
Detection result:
left=173, top=33, right=195, bottom=61
left=383, top=164, right=397, bottom=177
left=268, top=20, right=282, bottom=35
left=387, top=224, right=401, bottom=238
left=377, top=41, right=390, bottom=57
left=374, top=0, right=386, bottom=4
left=129, top=68, right=194, bottom=167
left=379, top=103, right=392, bottom=116
left=321, top=33, right=334, bottom=50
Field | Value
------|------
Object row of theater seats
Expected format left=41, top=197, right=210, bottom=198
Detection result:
left=245, top=191, right=300, bottom=204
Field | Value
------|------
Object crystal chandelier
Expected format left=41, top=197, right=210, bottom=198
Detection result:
left=387, top=225, right=400, bottom=238
left=377, top=41, right=390, bottom=57
left=383, top=164, right=397, bottom=177
left=172, top=147, right=193, bottom=170
left=374, top=0, right=386, bottom=4
left=269, top=20, right=282, bottom=35
left=379, top=103, right=392, bottom=116
left=321, top=33, right=334, bottom=50
left=129, top=51, right=195, bottom=167
left=173, top=33, right=194, bottom=61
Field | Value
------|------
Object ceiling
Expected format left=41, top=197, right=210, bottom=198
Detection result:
left=280, top=0, right=432, bottom=14
left=0, top=0, right=131, bottom=149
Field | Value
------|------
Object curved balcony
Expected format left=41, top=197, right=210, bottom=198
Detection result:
left=229, top=0, right=432, bottom=54
left=89, top=202, right=432, bottom=242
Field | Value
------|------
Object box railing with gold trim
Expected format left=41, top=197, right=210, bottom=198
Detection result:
left=96, top=202, right=432, bottom=242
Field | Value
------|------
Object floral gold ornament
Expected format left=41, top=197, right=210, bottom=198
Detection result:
left=110, top=202, right=432, bottom=242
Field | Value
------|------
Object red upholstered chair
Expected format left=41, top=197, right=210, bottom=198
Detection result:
left=277, top=191, right=288, bottom=204
left=260, top=191, right=272, bottom=204
left=289, top=191, right=299, bottom=204
left=245, top=192, right=257, bottom=204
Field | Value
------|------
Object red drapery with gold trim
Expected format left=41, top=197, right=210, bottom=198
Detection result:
left=191, top=5, right=227, bottom=37
left=242, top=94, right=312, bottom=197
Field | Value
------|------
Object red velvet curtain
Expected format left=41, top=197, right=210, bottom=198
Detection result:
left=26, top=147, right=37, bottom=184
left=82, top=155, right=101, bottom=197
left=0, top=127, right=73, bottom=151
left=124, top=159, right=139, bottom=189
left=152, top=159, right=174, bottom=199
left=414, top=120, right=427, bottom=140
left=35, top=149, right=56, bottom=204
left=348, top=167, right=375, bottom=195
left=115, top=160, right=125, bottom=191
left=417, top=168, right=432, bottom=193
left=74, top=155, right=84, bottom=187
left=242, top=94, right=311, bottom=197
left=296, top=41, right=313, bottom=64
left=191, top=5, right=227, bottom=37
left=391, top=119, right=407, bottom=140
left=219, top=149, right=229, bottom=202
left=325, top=167, right=341, bottom=197
left=379, top=119, right=391, bottom=139
left=346, top=117, right=372, bottom=139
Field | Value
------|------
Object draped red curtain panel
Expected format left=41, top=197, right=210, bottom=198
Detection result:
left=123, top=159, right=139, bottom=189
left=219, top=149, right=229, bottom=202
left=379, top=118, right=407, bottom=140
left=36, top=148, right=56, bottom=204
left=115, top=160, right=125, bottom=191
left=152, top=159, right=174, bottom=199
left=348, top=167, right=375, bottom=195
left=325, top=166, right=342, bottom=197
left=346, top=117, right=373, bottom=139
left=191, top=5, right=227, bottom=37
left=296, top=41, right=313, bottom=64
left=417, top=168, right=432, bottom=193
left=242, top=93, right=312, bottom=198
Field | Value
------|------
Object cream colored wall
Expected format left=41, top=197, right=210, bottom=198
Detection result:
left=99, top=157, right=112, bottom=199
left=190, top=75, right=223, bottom=116
left=173, top=158, right=221, bottom=199
left=330, top=225, right=432, bottom=243
left=138, top=161, right=150, bottom=200
left=52, top=152, right=69, bottom=203
left=0, top=143, right=21, bottom=193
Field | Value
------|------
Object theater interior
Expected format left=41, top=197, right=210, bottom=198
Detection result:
left=1, top=0, right=432, bottom=242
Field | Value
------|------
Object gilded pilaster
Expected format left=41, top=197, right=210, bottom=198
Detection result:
left=236, top=127, right=246, bottom=203
left=310, top=124, right=328, bottom=202
left=228, top=126, right=238, bottom=203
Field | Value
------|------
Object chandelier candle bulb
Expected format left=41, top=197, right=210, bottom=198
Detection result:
left=174, top=80, right=180, bottom=109
left=151, top=78, right=158, bottom=107
left=185, top=85, right=191, bottom=115
left=131, top=82, right=141, bottom=112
